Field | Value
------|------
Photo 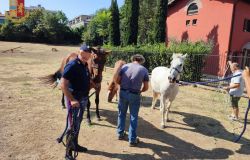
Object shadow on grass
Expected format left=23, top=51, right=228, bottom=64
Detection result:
left=85, top=109, right=237, bottom=159
left=140, top=95, right=159, bottom=108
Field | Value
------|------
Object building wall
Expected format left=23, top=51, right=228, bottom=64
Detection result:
left=167, top=0, right=234, bottom=75
left=68, top=15, right=91, bottom=29
left=0, top=18, right=5, bottom=24
left=231, top=1, right=250, bottom=53
left=0, top=12, right=5, bottom=24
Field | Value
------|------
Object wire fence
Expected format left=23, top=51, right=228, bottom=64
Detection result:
left=183, top=53, right=250, bottom=99
left=187, top=53, right=250, bottom=85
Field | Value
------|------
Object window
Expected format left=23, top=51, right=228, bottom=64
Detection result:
left=243, top=19, right=250, bottom=32
left=187, top=3, right=198, bottom=15
left=192, top=19, right=197, bottom=25
left=186, top=20, right=190, bottom=26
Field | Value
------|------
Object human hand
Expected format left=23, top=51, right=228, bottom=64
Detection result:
left=71, top=100, right=80, bottom=108
left=223, top=86, right=230, bottom=91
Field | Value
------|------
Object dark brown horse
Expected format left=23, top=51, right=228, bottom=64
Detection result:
left=42, top=46, right=111, bottom=125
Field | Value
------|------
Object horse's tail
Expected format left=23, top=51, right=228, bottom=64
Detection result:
left=39, top=70, right=62, bottom=88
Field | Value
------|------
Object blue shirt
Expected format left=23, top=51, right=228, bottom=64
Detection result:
left=119, top=63, right=149, bottom=93
left=62, top=57, right=90, bottom=96
left=229, top=70, right=244, bottom=97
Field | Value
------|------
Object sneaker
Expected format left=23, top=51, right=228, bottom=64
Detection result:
left=129, top=138, right=140, bottom=147
left=72, top=144, right=88, bottom=152
left=118, top=132, right=126, bottom=140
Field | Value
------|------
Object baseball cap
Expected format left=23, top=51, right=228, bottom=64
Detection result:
left=80, top=44, right=90, bottom=51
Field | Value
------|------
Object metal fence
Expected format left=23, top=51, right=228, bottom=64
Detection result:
left=187, top=53, right=250, bottom=87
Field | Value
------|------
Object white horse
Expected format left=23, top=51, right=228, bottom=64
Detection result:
left=151, top=53, right=187, bottom=128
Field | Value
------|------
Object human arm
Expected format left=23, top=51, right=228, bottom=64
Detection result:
left=228, top=60, right=232, bottom=66
left=140, top=81, right=149, bottom=93
left=61, top=77, right=79, bottom=107
left=223, top=83, right=240, bottom=91
left=140, top=70, right=149, bottom=93
left=243, top=66, right=250, bottom=98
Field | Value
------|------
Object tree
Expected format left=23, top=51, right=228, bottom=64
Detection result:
left=121, top=0, right=139, bottom=46
left=138, top=0, right=157, bottom=44
left=24, top=9, right=44, bottom=31
left=153, top=0, right=168, bottom=43
left=109, top=0, right=121, bottom=46
left=82, top=9, right=111, bottom=45
left=0, top=20, right=15, bottom=40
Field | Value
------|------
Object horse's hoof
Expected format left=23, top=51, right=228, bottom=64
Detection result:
left=97, top=117, right=101, bottom=121
left=87, top=119, right=92, bottom=125
left=151, top=107, right=155, bottom=110
left=161, top=125, right=166, bottom=129
left=166, top=119, right=170, bottom=122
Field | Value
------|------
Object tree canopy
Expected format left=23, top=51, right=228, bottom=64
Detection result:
left=0, top=9, right=83, bottom=44
left=82, top=9, right=111, bottom=46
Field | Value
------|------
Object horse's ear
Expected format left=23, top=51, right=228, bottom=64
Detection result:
left=172, top=53, right=177, bottom=59
left=104, top=50, right=112, bottom=55
left=183, top=53, right=188, bottom=59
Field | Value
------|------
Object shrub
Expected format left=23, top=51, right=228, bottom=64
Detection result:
left=104, top=40, right=213, bottom=81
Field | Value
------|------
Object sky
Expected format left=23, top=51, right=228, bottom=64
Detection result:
left=0, top=0, right=124, bottom=19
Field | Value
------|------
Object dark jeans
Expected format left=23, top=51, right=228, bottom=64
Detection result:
left=117, top=90, right=141, bottom=143
left=65, top=96, right=88, bottom=139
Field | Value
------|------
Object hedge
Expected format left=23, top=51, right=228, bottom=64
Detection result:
left=104, top=40, right=213, bottom=82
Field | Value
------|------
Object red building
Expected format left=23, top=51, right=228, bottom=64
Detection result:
left=167, top=0, right=250, bottom=76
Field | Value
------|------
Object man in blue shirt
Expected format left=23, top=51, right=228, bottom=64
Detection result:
left=115, top=54, right=149, bottom=147
left=223, top=61, right=244, bottom=121
left=61, top=44, right=91, bottom=159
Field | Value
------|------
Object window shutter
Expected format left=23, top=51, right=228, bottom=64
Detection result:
left=243, top=19, right=247, bottom=32
left=243, top=19, right=250, bottom=32
left=247, top=20, right=250, bottom=32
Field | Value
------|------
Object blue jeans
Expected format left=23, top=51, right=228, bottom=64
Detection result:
left=65, top=96, right=88, bottom=138
left=117, top=90, right=141, bottom=143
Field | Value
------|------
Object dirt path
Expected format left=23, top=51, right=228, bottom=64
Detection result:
left=0, top=41, right=249, bottom=160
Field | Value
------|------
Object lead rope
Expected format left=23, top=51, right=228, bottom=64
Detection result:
left=72, top=108, right=79, bottom=159
left=180, top=73, right=249, bottom=142
left=57, top=91, right=96, bottom=143
left=234, top=99, right=250, bottom=142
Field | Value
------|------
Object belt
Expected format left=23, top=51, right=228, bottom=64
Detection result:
left=121, top=88, right=140, bottom=95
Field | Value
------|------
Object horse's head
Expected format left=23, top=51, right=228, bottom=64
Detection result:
left=89, top=46, right=111, bottom=83
left=168, top=53, right=187, bottom=83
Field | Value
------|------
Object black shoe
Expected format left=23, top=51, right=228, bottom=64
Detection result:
left=65, top=154, right=75, bottom=160
left=118, top=132, right=126, bottom=140
left=129, top=138, right=140, bottom=147
left=73, top=144, right=88, bottom=152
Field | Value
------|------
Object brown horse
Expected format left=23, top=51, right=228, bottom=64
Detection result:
left=42, top=46, right=111, bottom=125
left=107, top=60, right=126, bottom=102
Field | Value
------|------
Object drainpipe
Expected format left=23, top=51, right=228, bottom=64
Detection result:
left=228, top=0, right=238, bottom=56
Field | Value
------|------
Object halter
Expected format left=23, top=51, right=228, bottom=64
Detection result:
left=170, top=67, right=182, bottom=74
left=168, top=65, right=183, bottom=83
left=90, top=53, right=106, bottom=84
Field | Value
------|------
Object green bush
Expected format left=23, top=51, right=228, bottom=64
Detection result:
left=104, top=40, right=213, bottom=81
